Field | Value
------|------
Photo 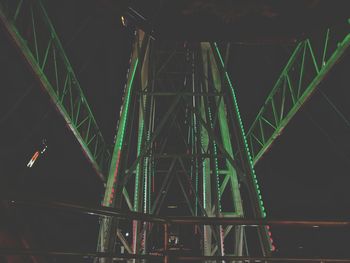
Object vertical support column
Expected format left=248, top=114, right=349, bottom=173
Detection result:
left=191, top=51, right=200, bottom=218
left=97, top=31, right=145, bottom=258
left=200, top=48, right=212, bottom=257
left=207, top=102, right=225, bottom=259
left=205, top=43, right=243, bottom=216
left=132, top=37, right=150, bottom=258
left=234, top=225, right=244, bottom=259
left=164, top=224, right=169, bottom=263
left=203, top=43, right=245, bottom=257
left=142, top=39, right=156, bottom=256
left=211, top=43, right=271, bottom=256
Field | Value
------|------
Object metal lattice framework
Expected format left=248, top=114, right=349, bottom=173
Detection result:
left=0, top=0, right=110, bottom=179
left=2, top=0, right=350, bottom=262
left=96, top=34, right=276, bottom=259
left=247, top=28, right=350, bottom=165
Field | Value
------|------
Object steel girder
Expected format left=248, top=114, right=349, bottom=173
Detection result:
left=0, top=0, right=110, bottom=179
left=247, top=27, right=350, bottom=165
left=202, top=42, right=245, bottom=258
left=98, top=39, right=274, bottom=261
left=201, top=43, right=243, bottom=217
left=97, top=31, right=148, bottom=257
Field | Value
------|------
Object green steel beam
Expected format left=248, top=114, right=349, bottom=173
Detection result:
left=204, top=42, right=244, bottom=256
left=199, top=68, right=213, bottom=256
left=97, top=32, right=141, bottom=254
left=247, top=28, right=350, bottom=165
left=202, top=43, right=243, bottom=217
left=0, top=0, right=110, bottom=179
left=212, top=43, right=273, bottom=256
left=132, top=37, right=151, bottom=255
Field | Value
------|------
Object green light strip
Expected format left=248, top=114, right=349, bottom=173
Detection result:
left=143, top=131, right=151, bottom=213
left=117, top=59, right=139, bottom=151
left=208, top=106, right=222, bottom=212
left=105, top=57, right=139, bottom=206
left=214, top=43, right=266, bottom=218
left=150, top=158, right=154, bottom=214
left=201, top=125, right=207, bottom=209
left=194, top=115, right=199, bottom=216
left=135, top=86, right=149, bottom=212
left=134, top=117, right=144, bottom=211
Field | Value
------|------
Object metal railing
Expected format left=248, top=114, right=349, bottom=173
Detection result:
left=2, top=200, right=350, bottom=263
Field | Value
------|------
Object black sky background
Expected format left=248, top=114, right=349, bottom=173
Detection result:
left=1, top=0, right=350, bottom=259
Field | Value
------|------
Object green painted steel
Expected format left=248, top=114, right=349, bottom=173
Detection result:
left=202, top=43, right=243, bottom=218
left=0, top=0, right=110, bottom=179
left=204, top=43, right=244, bottom=256
left=97, top=35, right=140, bottom=255
left=96, top=39, right=278, bottom=257
left=247, top=28, right=350, bottom=165
left=133, top=38, right=150, bottom=254
left=199, top=76, right=212, bottom=256
left=212, top=43, right=273, bottom=255
left=213, top=43, right=267, bottom=219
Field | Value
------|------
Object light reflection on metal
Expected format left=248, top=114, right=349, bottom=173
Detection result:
left=27, top=151, right=39, bottom=168
left=26, top=140, right=48, bottom=168
left=121, top=16, right=126, bottom=26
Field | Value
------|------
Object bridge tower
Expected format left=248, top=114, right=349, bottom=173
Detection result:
left=97, top=31, right=274, bottom=260
left=2, top=1, right=350, bottom=262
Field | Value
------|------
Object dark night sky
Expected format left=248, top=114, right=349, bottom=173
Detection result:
left=1, top=0, right=350, bottom=260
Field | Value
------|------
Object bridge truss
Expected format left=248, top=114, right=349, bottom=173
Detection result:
left=1, top=0, right=350, bottom=261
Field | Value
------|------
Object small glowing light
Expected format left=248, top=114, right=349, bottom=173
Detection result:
left=125, top=232, right=129, bottom=237
left=27, top=151, right=39, bottom=168
left=312, top=225, right=319, bottom=228
left=121, top=16, right=126, bottom=26
left=40, top=147, right=47, bottom=154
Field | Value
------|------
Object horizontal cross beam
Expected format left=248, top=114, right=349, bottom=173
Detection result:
left=6, top=199, right=350, bottom=227
left=1, top=248, right=349, bottom=262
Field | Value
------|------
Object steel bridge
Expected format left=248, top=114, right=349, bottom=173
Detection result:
left=1, top=1, right=350, bottom=262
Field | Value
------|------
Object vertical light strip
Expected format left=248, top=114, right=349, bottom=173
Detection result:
left=208, top=105, right=225, bottom=256
left=214, top=43, right=266, bottom=217
left=207, top=106, right=222, bottom=212
left=193, top=115, right=199, bottom=216
left=214, top=43, right=276, bottom=251
left=117, top=58, right=139, bottom=150
left=201, top=128, right=206, bottom=209
left=134, top=117, right=144, bottom=210
left=143, top=131, right=151, bottom=213
left=106, top=58, right=139, bottom=206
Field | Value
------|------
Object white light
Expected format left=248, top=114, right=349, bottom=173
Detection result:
left=121, top=16, right=126, bottom=26
left=27, top=160, right=34, bottom=168
left=125, top=232, right=129, bottom=237
left=27, top=151, right=39, bottom=168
